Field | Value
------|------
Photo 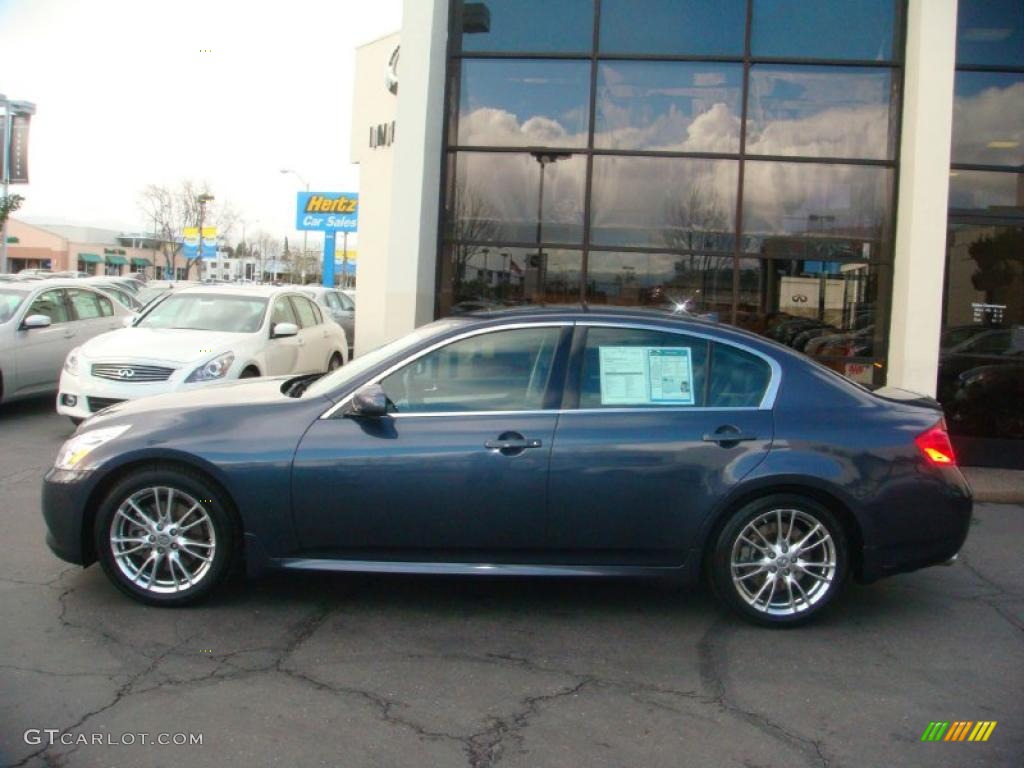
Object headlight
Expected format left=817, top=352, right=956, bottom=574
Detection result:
left=64, top=347, right=81, bottom=375
left=185, top=351, right=235, bottom=383
left=54, top=425, right=131, bottom=470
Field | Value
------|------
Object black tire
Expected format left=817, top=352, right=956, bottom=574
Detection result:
left=709, top=494, right=848, bottom=627
left=69, top=417, right=84, bottom=426
left=239, top=367, right=260, bottom=379
left=327, top=353, right=343, bottom=372
left=93, top=466, right=239, bottom=607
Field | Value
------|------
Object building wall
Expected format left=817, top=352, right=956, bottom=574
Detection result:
left=351, top=32, right=399, bottom=355
left=6, top=219, right=177, bottom=276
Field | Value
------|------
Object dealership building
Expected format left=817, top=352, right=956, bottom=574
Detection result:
left=352, top=0, right=1022, bottom=466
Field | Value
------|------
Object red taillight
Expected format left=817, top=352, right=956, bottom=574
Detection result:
left=915, top=420, right=957, bottom=466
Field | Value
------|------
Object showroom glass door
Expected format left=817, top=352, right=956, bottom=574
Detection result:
left=942, top=1, right=1024, bottom=468
left=940, top=217, right=1024, bottom=468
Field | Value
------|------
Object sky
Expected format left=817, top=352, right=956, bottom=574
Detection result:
left=0, top=0, right=403, bottom=246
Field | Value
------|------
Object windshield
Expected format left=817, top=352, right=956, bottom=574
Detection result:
left=303, top=319, right=466, bottom=399
left=136, top=293, right=268, bottom=333
left=0, top=290, right=28, bottom=324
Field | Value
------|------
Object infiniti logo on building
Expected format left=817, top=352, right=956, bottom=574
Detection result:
left=117, top=368, right=135, bottom=379
left=385, top=45, right=399, bottom=95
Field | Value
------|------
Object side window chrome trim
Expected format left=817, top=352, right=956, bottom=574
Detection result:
left=319, top=321, right=575, bottom=419
left=575, top=320, right=781, bottom=410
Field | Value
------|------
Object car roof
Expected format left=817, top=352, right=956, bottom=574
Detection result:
left=453, top=304, right=797, bottom=352
left=8, top=279, right=111, bottom=292
left=172, top=284, right=309, bottom=299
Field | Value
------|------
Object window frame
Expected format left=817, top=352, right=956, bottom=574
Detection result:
left=25, top=288, right=71, bottom=326
left=66, top=288, right=111, bottom=321
left=321, top=320, right=780, bottom=419
left=323, top=322, right=575, bottom=419
left=268, top=294, right=299, bottom=333
left=289, top=295, right=321, bottom=328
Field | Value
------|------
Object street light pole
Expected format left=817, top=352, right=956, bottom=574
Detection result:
left=197, top=193, right=214, bottom=280
left=280, top=169, right=309, bottom=281
left=1, top=95, right=36, bottom=275
left=529, top=150, right=571, bottom=303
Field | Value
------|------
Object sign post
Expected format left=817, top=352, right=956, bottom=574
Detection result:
left=323, top=232, right=336, bottom=288
left=294, top=191, right=358, bottom=287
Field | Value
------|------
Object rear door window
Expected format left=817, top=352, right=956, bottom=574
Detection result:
left=708, top=343, right=772, bottom=408
left=579, top=327, right=709, bottom=408
left=67, top=288, right=112, bottom=320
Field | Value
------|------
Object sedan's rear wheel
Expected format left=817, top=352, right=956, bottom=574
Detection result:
left=711, top=495, right=847, bottom=627
left=327, top=352, right=342, bottom=371
left=94, top=467, right=237, bottom=606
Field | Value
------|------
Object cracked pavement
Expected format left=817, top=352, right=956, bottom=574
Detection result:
left=1, top=397, right=1022, bottom=767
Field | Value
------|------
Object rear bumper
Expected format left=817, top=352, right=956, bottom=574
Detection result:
left=858, top=468, right=973, bottom=582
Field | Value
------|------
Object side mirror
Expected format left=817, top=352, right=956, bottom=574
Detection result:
left=22, top=314, right=52, bottom=329
left=272, top=322, right=299, bottom=339
left=123, top=314, right=137, bottom=328
left=348, top=383, right=389, bottom=418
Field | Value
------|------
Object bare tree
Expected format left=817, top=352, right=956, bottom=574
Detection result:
left=251, top=230, right=281, bottom=282
left=450, top=179, right=499, bottom=289
left=138, top=180, right=238, bottom=279
left=660, top=182, right=732, bottom=308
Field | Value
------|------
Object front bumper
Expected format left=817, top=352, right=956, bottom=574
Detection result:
left=56, top=367, right=202, bottom=418
left=41, top=467, right=101, bottom=566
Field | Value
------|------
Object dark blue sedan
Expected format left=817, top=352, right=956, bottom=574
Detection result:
left=42, top=307, right=972, bottom=626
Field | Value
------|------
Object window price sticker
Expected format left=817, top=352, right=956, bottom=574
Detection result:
left=598, top=347, right=694, bottom=406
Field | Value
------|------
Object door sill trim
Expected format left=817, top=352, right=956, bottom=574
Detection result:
left=271, top=557, right=685, bottom=578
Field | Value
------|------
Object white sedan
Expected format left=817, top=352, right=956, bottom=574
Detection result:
left=57, top=285, right=348, bottom=423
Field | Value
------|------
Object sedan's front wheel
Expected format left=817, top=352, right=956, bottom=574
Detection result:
left=94, top=467, right=238, bottom=606
left=710, top=495, right=847, bottom=627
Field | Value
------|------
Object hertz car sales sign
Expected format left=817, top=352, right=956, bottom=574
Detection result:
left=296, top=192, right=359, bottom=232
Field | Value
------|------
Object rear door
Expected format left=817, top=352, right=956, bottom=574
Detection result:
left=546, top=324, right=776, bottom=565
left=66, top=288, right=122, bottom=340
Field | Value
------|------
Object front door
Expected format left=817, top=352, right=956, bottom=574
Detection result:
left=546, top=325, right=776, bottom=565
left=15, top=289, right=77, bottom=394
left=291, top=325, right=569, bottom=556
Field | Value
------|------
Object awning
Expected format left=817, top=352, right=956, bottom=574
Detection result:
left=78, top=253, right=102, bottom=264
left=131, top=257, right=152, bottom=267
left=105, top=255, right=129, bottom=265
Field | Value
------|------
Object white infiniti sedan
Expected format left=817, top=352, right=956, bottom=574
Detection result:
left=56, top=285, right=348, bottom=423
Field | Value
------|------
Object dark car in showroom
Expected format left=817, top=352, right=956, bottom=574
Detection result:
left=41, top=307, right=972, bottom=626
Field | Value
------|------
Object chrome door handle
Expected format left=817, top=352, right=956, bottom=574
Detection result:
left=485, top=438, right=542, bottom=450
left=702, top=431, right=757, bottom=445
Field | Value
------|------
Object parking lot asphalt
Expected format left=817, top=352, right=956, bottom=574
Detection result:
left=1, top=396, right=1022, bottom=768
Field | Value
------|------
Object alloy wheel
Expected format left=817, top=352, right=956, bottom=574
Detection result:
left=729, top=508, right=837, bottom=616
left=109, top=486, right=217, bottom=594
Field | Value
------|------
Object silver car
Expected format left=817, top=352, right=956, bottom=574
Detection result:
left=0, top=281, right=132, bottom=405
left=300, top=286, right=355, bottom=358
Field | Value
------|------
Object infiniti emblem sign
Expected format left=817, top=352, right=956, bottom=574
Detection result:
left=117, top=368, right=135, bottom=379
